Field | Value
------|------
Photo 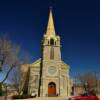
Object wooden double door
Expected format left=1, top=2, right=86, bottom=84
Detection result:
left=48, top=82, right=56, bottom=96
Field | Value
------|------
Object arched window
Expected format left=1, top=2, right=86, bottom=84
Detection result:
left=50, top=38, right=54, bottom=45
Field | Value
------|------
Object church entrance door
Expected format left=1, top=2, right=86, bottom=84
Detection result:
left=48, top=82, right=56, bottom=96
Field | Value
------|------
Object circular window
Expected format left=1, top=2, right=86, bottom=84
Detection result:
left=48, top=66, right=57, bottom=75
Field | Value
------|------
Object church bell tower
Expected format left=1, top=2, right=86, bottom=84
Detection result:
left=40, top=9, right=62, bottom=97
left=42, top=9, right=61, bottom=61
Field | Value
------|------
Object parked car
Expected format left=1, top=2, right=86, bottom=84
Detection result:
left=68, top=94, right=99, bottom=100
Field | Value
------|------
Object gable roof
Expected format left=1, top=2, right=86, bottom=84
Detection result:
left=30, top=58, right=41, bottom=67
left=61, top=60, right=70, bottom=70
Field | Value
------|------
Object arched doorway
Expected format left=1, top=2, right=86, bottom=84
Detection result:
left=48, top=82, right=56, bottom=96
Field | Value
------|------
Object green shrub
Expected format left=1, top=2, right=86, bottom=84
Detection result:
left=0, top=84, right=2, bottom=96
left=13, top=94, right=31, bottom=99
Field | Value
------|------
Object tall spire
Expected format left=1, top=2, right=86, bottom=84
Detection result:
left=46, top=7, right=56, bottom=36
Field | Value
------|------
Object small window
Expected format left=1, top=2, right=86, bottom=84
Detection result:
left=50, top=46, right=54, bottom=59
left=48, top=41, right=49, bottom=45
left=35, top=75, right=39, bottom=88
left=55, top=41, right=56, bottom=45
left=50, top=38, right=54, bottom=45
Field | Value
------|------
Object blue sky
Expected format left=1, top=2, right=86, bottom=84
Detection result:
left=0, top=0, right=100, bottom=78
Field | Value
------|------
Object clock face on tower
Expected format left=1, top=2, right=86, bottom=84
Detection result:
left=48, top=66, right=57, bottom=75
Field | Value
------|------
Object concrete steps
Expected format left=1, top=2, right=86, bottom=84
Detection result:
left=17, top=97, right=67, bottom=100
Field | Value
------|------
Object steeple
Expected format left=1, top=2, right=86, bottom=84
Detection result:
left=46, top=8, right=56, bottom=36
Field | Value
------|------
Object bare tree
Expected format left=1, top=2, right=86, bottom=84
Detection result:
left=10, top=63, right=30, bottom=95
left=11, top=65, right=24, bottom=95
left=0, top=36, right=20, bottom=82
left=0, top=36, right=30, bottom=96
left=76, top=72, right=98, bottom=94
left=97, top=79, right=100, bottom=95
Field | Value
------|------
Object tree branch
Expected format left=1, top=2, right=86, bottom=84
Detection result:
left=0, top=64, right=15, bottom=84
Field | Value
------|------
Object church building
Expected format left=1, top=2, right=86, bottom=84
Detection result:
left=28, top=9, right=71, bottom=97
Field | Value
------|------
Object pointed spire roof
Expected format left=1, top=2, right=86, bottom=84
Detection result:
left=46, top=8, right=56, bottom=36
